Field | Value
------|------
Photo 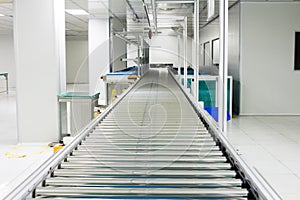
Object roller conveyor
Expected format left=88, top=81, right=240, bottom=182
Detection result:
left=31, top=69, right=248, bottom=199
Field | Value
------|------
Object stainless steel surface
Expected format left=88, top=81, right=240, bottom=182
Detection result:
left=32, top=69, right=248, bottom=199
left=45, top=177, right=243, bottom=187
left=66, top=156, right=227, bottom=163
left=76, top=145, right=220, bottom=151
left=35, top=187, right=248, bottom=197
left=60, top=162, right=232, bottom=169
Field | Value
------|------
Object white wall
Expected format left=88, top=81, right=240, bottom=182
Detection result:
left=240, top=2, right=300, bottom=115
left=150, top=32, right=193, bottom=67
left=199, top=21, right=219, bottom=66
left=228, top=3, right=241, bottom=114
left=150, top=35, right=178, bottom=66
left=199, top=3, right=240, bottom=114
left=228, top=4, right=240, bottom=82
left=0, top=34, right=16, bottom=88
left=112, top=36, right=127, bottom=71
left=111, top=18, right=127, bottom=72
left=127, top=44, right=138, bottom=68
left=66, top=38, right=88, bottom=84
left=89, top=18, right=110, bottom=104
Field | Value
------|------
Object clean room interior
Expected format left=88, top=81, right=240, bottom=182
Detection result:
left=1, top=0, right=300, bottom=199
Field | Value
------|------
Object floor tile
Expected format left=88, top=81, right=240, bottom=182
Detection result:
left=228, top=116, right=300, bottom=198
left=0, top=144, right=53, bottom=199
left=262, top=173, right=300, bottom=195
left=281, top=193, right=300, bottom=200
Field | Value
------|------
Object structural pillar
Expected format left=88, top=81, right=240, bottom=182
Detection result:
left=88, top=17, right=110, bottom=105
left=14, top=0, right=66, bottom=142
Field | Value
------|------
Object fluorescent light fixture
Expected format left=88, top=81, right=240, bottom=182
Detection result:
left=0, top=14, right=5, bottom=17
left=65, top=9, right=88, bottom=16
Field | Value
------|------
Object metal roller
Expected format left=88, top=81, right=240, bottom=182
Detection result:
left=82, top=138, right=215, bottom=143
left=65, top=156, right=228, bottom=163
left=45, top=177, right=243, bottom=187
left=60, top=162, right=232, bottom=170
left=34, top=187, right=248, bottom=198
left=76, top=145, right=221, bottom=152
left=32, top=69, right=248, bottom=199
left=52, top=169, right=237, bottom=178
left=92, top=130, right=210, bottom=134
left=71, top=150, right=223, bottom=156
left=87, top=133, right=212, bottom=139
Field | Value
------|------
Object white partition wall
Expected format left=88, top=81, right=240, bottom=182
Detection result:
left=88, top=18, right=109, bottom=105
left=240, top=2, right=300, bottom=115
left=0, top=34, right=16, bottom=88
left=14, top=0, right=66, bottom=142
left=66, top=38, right=89, bottom=84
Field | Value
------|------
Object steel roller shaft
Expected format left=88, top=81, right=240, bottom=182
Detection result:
left=31, top=69, right=248, bottom=199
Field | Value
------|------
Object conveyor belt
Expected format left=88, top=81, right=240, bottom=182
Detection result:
left=31, top=69, right=248, bottom=199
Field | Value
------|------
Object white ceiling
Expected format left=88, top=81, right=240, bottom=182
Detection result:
left=0, top=0, right=242, bottom=37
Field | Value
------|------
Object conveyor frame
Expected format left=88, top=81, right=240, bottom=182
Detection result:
left=2, top=74, right=143, bottom=200
left=4, top=69, right=281, bottom=200
left=169, top=68, right=281, bottom=200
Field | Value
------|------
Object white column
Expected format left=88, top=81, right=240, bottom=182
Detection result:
left=194, top=0, right=199, bottom=102
left=88, top=18, right=109, bottom=105
left=218, top=0, right=228, bottom=134
left=183, top=17, right=188, bottom=88
left=14, top=0, right=66, bottom=142
left=177, top=34, right=181, bottom=76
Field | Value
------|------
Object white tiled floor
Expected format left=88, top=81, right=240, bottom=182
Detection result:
left=228, top=116, right=300, bottom=199
left=1, top=89, right=300, bottom=199
left=0, top=144, right=53, bottom=199
left=0, top=89, right=53, bottom=198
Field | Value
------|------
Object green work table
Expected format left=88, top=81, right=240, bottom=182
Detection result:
left=58, top=92, right=100, bottom=139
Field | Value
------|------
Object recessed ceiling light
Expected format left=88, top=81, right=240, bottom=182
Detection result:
left=0, top=14, right=5, bottom=17
left=65, top=9, right=89, bottom=16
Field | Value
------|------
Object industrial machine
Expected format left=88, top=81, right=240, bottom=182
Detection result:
left=5, top=68, right=280, bottom=200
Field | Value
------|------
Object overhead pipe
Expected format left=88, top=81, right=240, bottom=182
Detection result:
left=125, top=0, right=140, bottom=22
left=141, top=0, right=151, bottom=27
